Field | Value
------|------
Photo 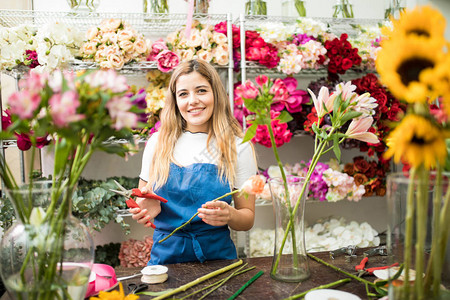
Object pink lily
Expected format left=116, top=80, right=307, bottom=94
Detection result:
left=345, top=117, right=379, bottom=144
left=307, top=86, right=334, bottom=118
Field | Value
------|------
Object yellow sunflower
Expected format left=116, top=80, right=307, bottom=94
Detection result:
left=382, top=5, right=446, bottom=41
left=421, top=52, right=450, bottom=114
left=384, top=115, right=447, bottom=169
left=90, top=282, right=139, bottom=300
left=376, top=36, right=445, bottom=103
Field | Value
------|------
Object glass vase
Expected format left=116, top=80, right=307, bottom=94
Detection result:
left=281, top=0, right=306, bottom=17
left=269, top=176, right=310, bottom=282
left=143, top=0, right=169, bottom=14
left=194, top=0, right=210, bottom=14
left=245, top=0, right=267, bottom=16
left=386, top=172, right=450, bottom=300
left=384, top=0, right=406, bottom=19
left=332, top=0, right=354, bottom=18
left=0, top=182, right=95, bottom=300
left=66, top=0, right=100, bottom=12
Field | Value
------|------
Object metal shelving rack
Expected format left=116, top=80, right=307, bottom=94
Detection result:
left=236, top=14, right=384, bottom=82
left=235, top=14, right=385, bottom=258
left=0, top=9, right=235, bottom=184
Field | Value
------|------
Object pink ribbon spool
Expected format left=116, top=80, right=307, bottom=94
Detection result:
left=85, top=264, right=118, bottom=298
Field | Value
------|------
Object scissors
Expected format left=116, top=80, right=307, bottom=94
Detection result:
left=110, top=180, right=168, bottom=229
left=127, top=283, right=148, bottom=294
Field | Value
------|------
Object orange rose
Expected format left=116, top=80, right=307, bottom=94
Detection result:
left=242, top=175, right=266, bottom=195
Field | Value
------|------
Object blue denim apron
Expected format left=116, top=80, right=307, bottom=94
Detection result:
left=148, top=163, right=237, bottom=265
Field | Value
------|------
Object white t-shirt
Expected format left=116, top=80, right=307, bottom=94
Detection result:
left=139, top=131, right=257, bottom=189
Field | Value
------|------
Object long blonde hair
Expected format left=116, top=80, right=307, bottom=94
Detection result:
left=148, top=59, right=248, bottom=189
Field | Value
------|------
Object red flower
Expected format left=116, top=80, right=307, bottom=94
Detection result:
left=251, top=110, right=292, bottom=148
left=353, top=156, right=370, bottom=173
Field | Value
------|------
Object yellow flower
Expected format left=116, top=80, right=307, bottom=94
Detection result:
left=421, top=52, right=450, bottom=115
left=384, top=115, right=447, bottom=169
left=90, top=282, right=139, bottom=300
left=376, top=36, right=444, bottom=103
left=383, top=5, right=446, bottom=41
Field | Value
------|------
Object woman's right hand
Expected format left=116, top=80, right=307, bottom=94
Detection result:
left=130, top=185, right=162, bottom=227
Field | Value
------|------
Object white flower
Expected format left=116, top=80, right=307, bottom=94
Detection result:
left=267, top=165, right=286, bottom=178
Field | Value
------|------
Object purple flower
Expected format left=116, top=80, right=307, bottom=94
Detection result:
left=306, top=161, right=329, bottom=201
left=130, top=89, right=149, bottom=123
left=292, top=34, right=315, bottom=46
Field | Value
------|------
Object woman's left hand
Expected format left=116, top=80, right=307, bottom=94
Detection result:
left=197, top=200, right=233, bottom=227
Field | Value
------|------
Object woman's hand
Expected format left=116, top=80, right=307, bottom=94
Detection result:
left=130, top=185, right=161, bottom=228
left=197, top=200, right=233, bottom=227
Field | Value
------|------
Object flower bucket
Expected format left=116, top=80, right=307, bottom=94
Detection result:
left=0, top=182, right=95, bottom=300
left=269, top=176, right=310, bottom=282
left=386, top=172, right=450, bottom=299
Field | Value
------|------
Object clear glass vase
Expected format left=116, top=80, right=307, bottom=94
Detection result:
left=194, top=0, right=210, bottom=14
left=384, top=0, right=406, bottom=19
left=386, top=172, right=450, bottom=300
left=66, top=0, right=100, bottom=12
left=245, top=0, right=267, bottom=16
left=143, top=0, right=169, bottom=14
left=0, top=182, right=95, bottom=300
left=281, top=0, right=306, bottom=17
left=269, top=176, right=310, bottom=282
left=332, top=0, right=354, bottom=18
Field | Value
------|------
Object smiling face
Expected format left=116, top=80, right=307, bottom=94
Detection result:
left=175, top=71, right=214, bottom=133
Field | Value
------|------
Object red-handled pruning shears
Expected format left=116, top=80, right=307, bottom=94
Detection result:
left=355, top=256, right=399, bottom=277
left=110, top=180, right=168, bottom=229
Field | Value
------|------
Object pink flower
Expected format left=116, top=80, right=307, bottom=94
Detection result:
left=156, top=50, right=180, bottom=73
left=18, top=72, right=47, bottom=94
left=8, top=90, right=41, bottom=120
left=251, top=110, right=292, bottom=148
left=285, top=90, right=308, bottom=113
left=236, top=80, right=259, bottom=100
left=246, top=47, right=261, bottom=61
left=2, top=109, right=11, bottom=131
left=270, top=78, right=289, bottom=102
left=147, top=39, right=168, bottom=61
left=241, top=175, right=266, bottom=195
left=49, top=91, right=85, bottom=127
left=255, top=75, right=268, bottom=88
left=345, top=117, right=379, bottom=144
left=308, top=86, right=335, bottom=118
left=15, top=133, right=50, bottom=151
left=106, top=96, right=138, bottom=130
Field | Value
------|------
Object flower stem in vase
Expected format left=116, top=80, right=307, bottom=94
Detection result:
left=294, top=0, right=306, bottom=17
left=267, top=123, right=299, bottom=271
left=414, top=168, right=428, bottom=299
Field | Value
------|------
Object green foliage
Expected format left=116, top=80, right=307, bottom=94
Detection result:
left=94, top=242, right=121, bottom=267
left=72, top=176, right=139, bottom=234
left=0, top=196, right=15, bottom=231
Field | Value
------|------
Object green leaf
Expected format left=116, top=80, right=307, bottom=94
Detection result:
left=340, top=111, right=363, bottom=124
left=242, top=123, right=258, bottom=143
left=332, top=134, right=341, bottom=161
left=277, top=110, right=293, bottom=123
left=243, top=98, right=258, bottom=113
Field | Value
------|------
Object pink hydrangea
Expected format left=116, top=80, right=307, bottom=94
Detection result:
left=156, top=50, right=180, bottom=73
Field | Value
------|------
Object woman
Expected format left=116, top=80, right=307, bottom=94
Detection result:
left=133, top=59, right=257, bottom=265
